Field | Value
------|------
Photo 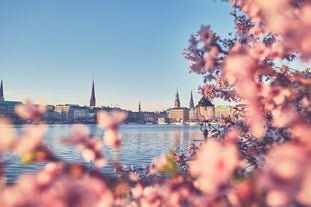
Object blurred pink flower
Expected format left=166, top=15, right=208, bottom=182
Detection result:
left=249, top=42, right=270, bottom=59
left=149, top=155, right=168, bottom=174
left=258, top=143, right=311, bottom=206
left=97, top=110, right=128, bottom=130
left=131, top=183, right=144, bottom=199
left=62, top=124, right=89, bottom=145
left=298, top=172, right=311, bottom=206
left=0, top=173, right=114, bottom=207
left=0, top=118, right=16, bottom=153
left=199, top=25, right=213, bottom=45
left=14, top=99, right=46, bottom=122
left=13, top=124, right=47, bottom=156
left=97, top=110, right=127, bottom=148
left=271, top=103, right=298, bottom=128
left=62, top=124, right=106, bottom=167
left=77, top=139, right=107, bottom=167
left=290, top=121, right=311, bottom=144
left=189, top=140, right=239, bottom=194
left=103, top=129, right=122, bottom=148
left=246, top=102, right=267, bottom=138
left=223, top=53, right=256, bottom=85
left=35, top=162, right=62, bottom=186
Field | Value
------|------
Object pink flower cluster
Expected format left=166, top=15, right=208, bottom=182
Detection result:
left=62, top=124, right=107, bottom=167
left=97, top=110, right=128, bottom=148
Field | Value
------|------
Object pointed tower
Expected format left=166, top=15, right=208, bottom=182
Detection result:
left=0, top=80, right=4, bottom=101
left=138, top=100, right=141, bottom=112
left=189, top=91, right=194, bottom=109
left=90, top=80, right=96, bottom=107
left=174, top=90, right=180, bottom=108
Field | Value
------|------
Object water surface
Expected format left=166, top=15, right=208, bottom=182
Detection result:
left=2, top=124, right=203, bottom=183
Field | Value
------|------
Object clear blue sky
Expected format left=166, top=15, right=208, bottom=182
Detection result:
left=0, top=0, right=234, bottom=111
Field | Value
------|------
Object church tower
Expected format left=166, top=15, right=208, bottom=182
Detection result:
left=0, top=80, right=4, bottom=101
left=138, top=100, right=141, bottom=112
left=90, top=80, right=96, bottom=107
left=174, top=90, right=180, bottom=108
left=189, top=90, right=194, bottom=109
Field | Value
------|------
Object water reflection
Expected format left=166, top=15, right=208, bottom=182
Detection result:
left=2, top=124, right=202, bottom=183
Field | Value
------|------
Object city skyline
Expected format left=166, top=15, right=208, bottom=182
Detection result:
left=0, top=79, right=213, bottom=112
left=0, top=1, right=235, bottom=111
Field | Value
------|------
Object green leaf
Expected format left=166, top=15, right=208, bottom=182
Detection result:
left=158, top=150, right=179, bottom=176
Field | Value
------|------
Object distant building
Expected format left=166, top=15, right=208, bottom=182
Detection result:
left=0, top=100, right=23, bottom=123
left=215, top=105, right=232, bottom=119
left=167, top=108, right=189, bottom=123
left=157, top=117, right=169, bottom=124
left=126, top=101, right=158, bottom=123
left=167, top=90, right=189, bottom=123
left=55, top=104, right=89, bottom=123
left=90, top=80, right=96, bottom=107
left=189, top=107, right=198, bottom=122
left=0, top=81, right=23, bottom=123
left=42, top=105, right=61, bottom=122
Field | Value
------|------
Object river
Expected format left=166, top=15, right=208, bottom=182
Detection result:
left=1, top=124, right=204, bottom=183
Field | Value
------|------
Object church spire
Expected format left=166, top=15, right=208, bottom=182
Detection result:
left=0, top=80, right=4, bottom=101
left=174, top=90, right=180, bottom=108
left=189, top=90, right=194, bottom=109
left=90, top=80, right=96, bottom=107
left=138, top=100, right=141, bottom=112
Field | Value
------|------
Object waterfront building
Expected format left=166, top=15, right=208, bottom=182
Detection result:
left=126, top=102, right=158, bottom=124
left=90, top=80, right=96, bottom=107
left=167, top=108, right=189, bottom=123
left=167, top=90, right=189, bottom=123
left=42, top=105, right=61, bottom=123
left=55, top=104, right=89, bottom=123
left=157, top=117, right=169, bottom=124
left=0, top=81, right=23, bottom=123
left=189, top=107, right=198, bottom=122
left=215, top=105, right=232, bottom=119
left=0, top=100, right=23, bottom=123
left=142, top=112, right=157, bottom=123
left=54, top=105, right=73, bottom=122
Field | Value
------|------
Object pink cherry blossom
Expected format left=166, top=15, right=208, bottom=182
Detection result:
left=62, top=124, right=106, bottom=166
left=97, top=110, right=128, bottom=130
left=223, top=52, right=256, bottom=85
left=149, top=154, right=168, bottom=175
left=14, top=99, right=46, bottom=122
left=97, top=110, right=127, bottom=148
left=257, top=143, right=311, bottom=206
left=199, top=25, right=213, bottom=45
left=103, top=129, right=122, bottom=148
left=13, top=124, right=47, bottom=156
left=0, top=118, right=16, bottom=153
left=189, top=140, right=239, bottom=194
left=271, top=103, right=299, bottom=128
left=77, top=138, right=107, bottom=167
left=61, top=124, right=89, bottom=144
